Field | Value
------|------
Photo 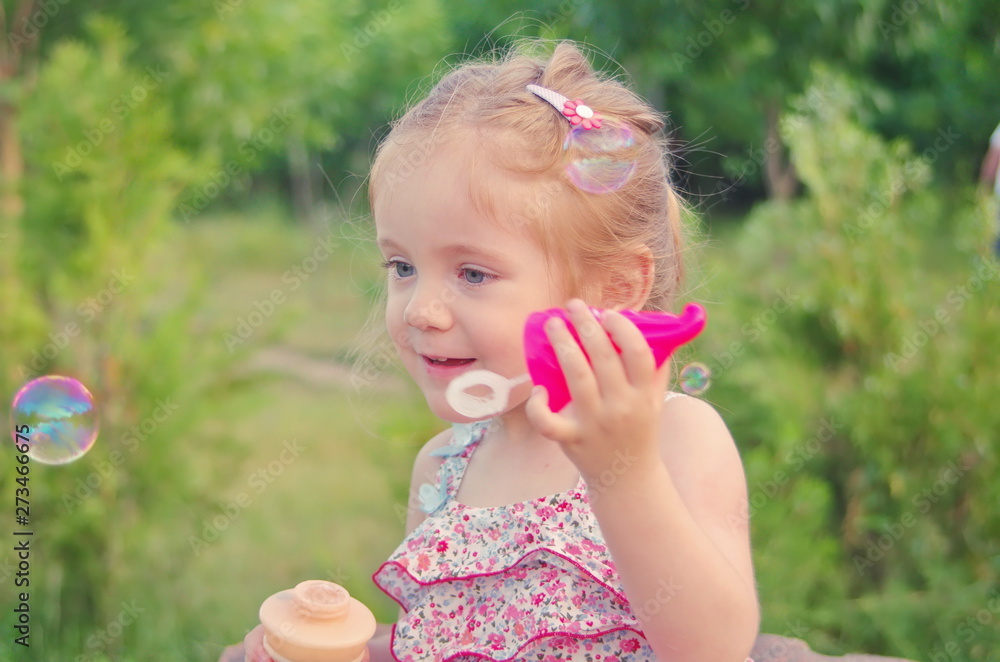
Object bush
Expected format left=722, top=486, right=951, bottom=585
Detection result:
left=0, top=19, right=240, bottom=659
left=697, top=70, right=999, bottom=661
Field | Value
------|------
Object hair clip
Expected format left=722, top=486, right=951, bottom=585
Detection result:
left=527, top=84, right=603, bottom=130
left=526, top=83, right=635, bottom=194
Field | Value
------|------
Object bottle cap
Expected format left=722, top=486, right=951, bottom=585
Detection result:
left=259, top=580, right=377, bottom=662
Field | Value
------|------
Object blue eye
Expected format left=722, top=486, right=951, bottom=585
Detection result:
left=381, top=259, right=414, bottom=279
left=464, top=268, right=486, bottom=284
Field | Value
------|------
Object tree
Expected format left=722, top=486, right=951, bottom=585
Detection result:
left=1, top=1, right=449, bottom=655
left=437, top=0, right=999, bottom=208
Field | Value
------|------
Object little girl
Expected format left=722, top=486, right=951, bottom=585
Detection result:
left=234, top=40, right=758, bottom=662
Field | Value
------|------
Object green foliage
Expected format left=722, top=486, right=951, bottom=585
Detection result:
left=17, top=17, right=202, bottom=291
left=699, top=69, right=999, bottom=660
left=437, top=0, right=999, bottom=199
left=2, top=2, right=997, bottom=659
left=1, top=17, right=240, bottom=660
left=152, top=0, right=450, bottom=219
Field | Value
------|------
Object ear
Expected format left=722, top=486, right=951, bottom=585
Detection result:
left=600, top=245, right=654, bottom=311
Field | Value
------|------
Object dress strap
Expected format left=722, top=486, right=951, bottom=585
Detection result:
left=417, top=419, right=490, bottom=515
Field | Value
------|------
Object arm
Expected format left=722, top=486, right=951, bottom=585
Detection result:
left=589, top=395, right=758, bottom=661
left=527, top=300, right=758, bottom=662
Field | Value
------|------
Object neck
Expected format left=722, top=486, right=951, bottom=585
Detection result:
left=491, top=398, right=557, bottom=453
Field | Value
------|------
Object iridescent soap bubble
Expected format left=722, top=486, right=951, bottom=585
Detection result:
left=10, top=376, right=98, bottom=465
left=563, top=119, right=638, bottom=194
left=679, top=362, right=711, bottom=396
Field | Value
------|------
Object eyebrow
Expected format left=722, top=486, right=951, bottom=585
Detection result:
left=376, top=237, right=508, bottom=264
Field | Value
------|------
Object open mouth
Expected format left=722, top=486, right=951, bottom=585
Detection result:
left=423, top=356, right=475, bottom=367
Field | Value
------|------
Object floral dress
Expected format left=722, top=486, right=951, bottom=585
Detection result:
left=372, top=417, right=662, bottom=661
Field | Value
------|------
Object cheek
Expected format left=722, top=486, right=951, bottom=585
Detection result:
left=385, top=288, right=406, bottom=318
left=384, top=296, right=407, bottom=340
left=474, top=314, right=528, bottom=364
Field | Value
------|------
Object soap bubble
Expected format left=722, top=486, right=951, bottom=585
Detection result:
left=563, top=120, right=638, bottom=194
left=10, top=375, right=98, bottom=465
left=679, top=362, right=711, bottom=396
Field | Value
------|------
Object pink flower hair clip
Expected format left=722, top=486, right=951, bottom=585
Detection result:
left=527, top=84, right=603, bottom=130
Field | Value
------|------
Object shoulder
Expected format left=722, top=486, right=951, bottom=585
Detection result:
left=403, top=427, right=455, bottom=535
left=411, top=427, right=454, bottom=484
left=657, top=394, right=749, bottom=521
left=659, top=391, right=736, bottom=448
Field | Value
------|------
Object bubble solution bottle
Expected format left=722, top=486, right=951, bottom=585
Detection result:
left=257, top=580, right=377, bottom=662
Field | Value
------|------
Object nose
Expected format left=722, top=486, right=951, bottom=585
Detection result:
left=403, top=280, right=455, bottom=331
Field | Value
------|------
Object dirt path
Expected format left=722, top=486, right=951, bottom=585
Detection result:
left=240, top=345, right=405, bottom=392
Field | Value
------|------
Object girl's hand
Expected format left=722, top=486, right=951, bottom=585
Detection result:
left=526, top=298, right=671, bottom=484
left=217, top=624, right=272, bottom=662
left=217, top=641, right=245, bottom=662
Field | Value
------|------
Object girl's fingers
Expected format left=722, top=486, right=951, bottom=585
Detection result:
left=525, top=385, right=578, bottom=443
left=217, top=644, right=245, bottom=662
left=565, top=300, right=630, bottom=396
left=545, top=313, right=599, bottom=409
left=600, top=309, right=657, bottom=388
left=243, top=625, right=273, bottom=662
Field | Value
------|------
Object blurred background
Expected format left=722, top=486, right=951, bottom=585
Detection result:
left=0, top=1, right=998, bottom=660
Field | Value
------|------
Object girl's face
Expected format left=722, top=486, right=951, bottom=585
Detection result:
left=374, top=140, right=570, bottom=422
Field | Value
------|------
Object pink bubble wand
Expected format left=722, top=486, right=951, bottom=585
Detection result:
left=446, top=303, right=706, bottom=418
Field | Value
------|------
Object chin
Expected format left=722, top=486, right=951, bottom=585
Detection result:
left=418, top=391, right=494, bottom=425
left=428, top=400, right=490, bottom=425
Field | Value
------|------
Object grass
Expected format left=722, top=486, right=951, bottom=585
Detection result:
left=155, top=208, right=444, bottom=658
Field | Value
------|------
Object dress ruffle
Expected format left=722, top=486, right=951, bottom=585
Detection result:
left=373, top=420, right=659, bottom=661
left=374, top=546, right=652, bottom=661
left=383, top=493, right=622, bottom=596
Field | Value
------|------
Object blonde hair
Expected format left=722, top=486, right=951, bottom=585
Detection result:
left=369, top=40, right=688, bottom=312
